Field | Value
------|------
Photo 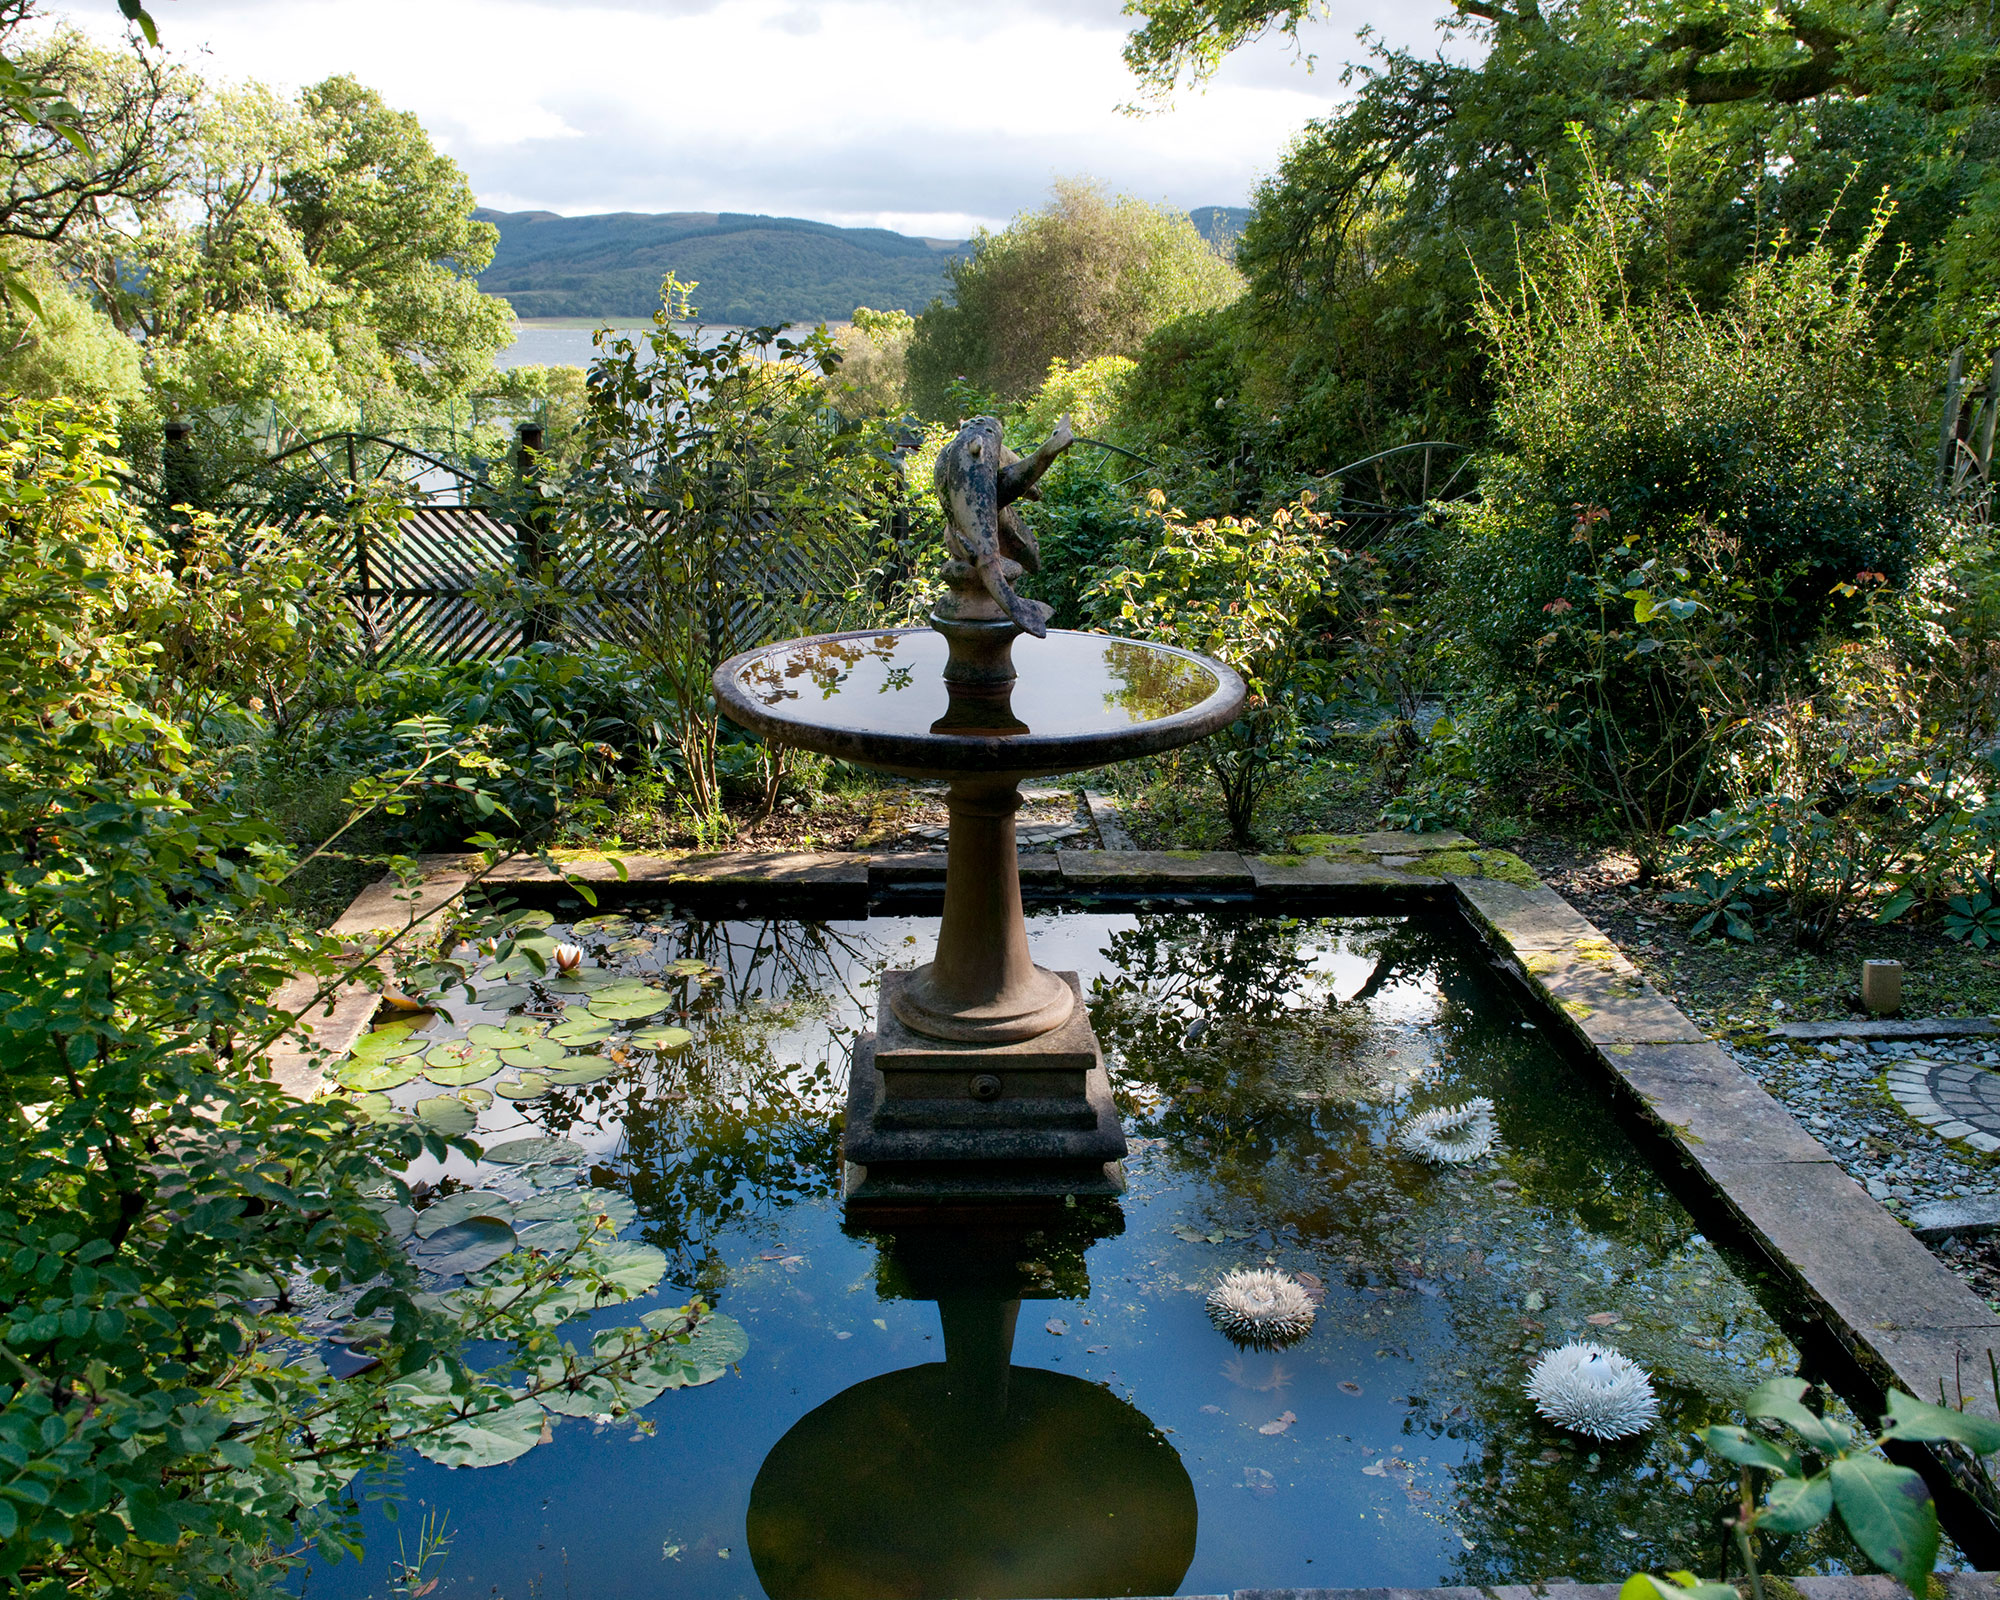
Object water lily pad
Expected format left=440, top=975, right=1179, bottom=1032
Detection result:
left=415, top=1095, right=479, bottom=1136
left=542, top=1057, right=620, bottom=1086
left=483, top=1135, right=588, bottom=1166
left=571, top=914, right=632, bottom=935
left=495, top=1075, right=549, bottom=1101
left=547, top=1016, right=614, bottom=1045
left=424, top=1044, right=500, bottom=1087
left=416, top=1191, right=514, bottom=1237
left=468, top=1022, right=540, bottom=1048
left=516, top=1189, right=637, bottom=1231
left=456, top=1087, right=494, bottom=1111
left=589, top=1240, right=668, bottom=1298
left=413, top=1215, right=519, bottom=1276
left=507, top=910, right=556, bottom=930
left=343, top=1090, right=405, bottom=1123
left=468, top=983, right=532, bottom=1009
left=498, top=1036, right=567, bottom=1070
left=608, top=937, right=656, bottom=956
left=640, top=1309, right=748, bottom=1387
left=628, top=1025, right=693, bottom=1053
left=334, top=1059, right=424, bottom=1092
left=665, top=958, right=713, bottom=979
left=590, top=978, right=663, bottom=1001
left=414, top=1396, right=547, bottom=1468
left=587, top=994, right=672, bottom=1021
left=349, top=1023, right=431, bottom=1062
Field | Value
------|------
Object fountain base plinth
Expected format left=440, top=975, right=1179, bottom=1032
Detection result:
left=843, top=973, right=1126, bottom=1200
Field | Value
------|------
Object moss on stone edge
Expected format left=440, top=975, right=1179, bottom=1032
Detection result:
left=1402, top=848, right=1539, bottom=888
left=1290, top=833, right=1366, bottom=857
left=1257, top=852, right=1305, bottom=867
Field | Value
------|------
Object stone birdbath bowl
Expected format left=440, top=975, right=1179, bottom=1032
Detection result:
left=714, top=415, right=1245, bottom=1197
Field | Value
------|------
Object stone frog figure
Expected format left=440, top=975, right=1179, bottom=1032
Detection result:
left=932, top=413, right=1075, bottom=638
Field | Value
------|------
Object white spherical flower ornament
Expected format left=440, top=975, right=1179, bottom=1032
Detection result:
left=1206, top=1267, right=1316, bottom=1349
left=1523, top=1341, right=1659, bottom=1440
left=1394, top=1097, right=1499, bottom=1165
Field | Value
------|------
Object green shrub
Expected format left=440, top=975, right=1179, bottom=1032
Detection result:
left=1446, top=152, right=1937, bottom=859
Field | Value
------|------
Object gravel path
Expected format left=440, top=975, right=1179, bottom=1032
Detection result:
left=1729, top=1035, right=2000, bottom=1309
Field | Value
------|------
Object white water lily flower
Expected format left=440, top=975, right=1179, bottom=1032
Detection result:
left=1394, top=1097, right=1498, bottom=1165
left=1206, top=1267, right=1316, bottom=1348
left=552, top=942, right=584, bottom=974
left=1524, top=1341, right=1659, bottom=1440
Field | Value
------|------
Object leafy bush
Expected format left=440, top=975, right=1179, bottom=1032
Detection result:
left=1087, top=490, right=1345, bottom=844
left=1446, top=153, right=1937, bottom=860
left=0, top=401, right=717, bottom=1599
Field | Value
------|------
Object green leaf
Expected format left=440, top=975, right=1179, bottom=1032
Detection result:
left=1619, top=1576, right=1736, bottom=1600
left=332, top=1058, right=423, bottom=1092
left=542, top=1057, right=620, bottom=1086
left=498, top=1036, right=566, bottom=1070
left=628, top=1025, right=693, bottom=1052
left=423, top=1044, right=500, bottom=1087
left=1701, top=1424, right=1796, bottom=1474
left=1881, top=1389, right=2000, bottom=1454
left=589, top=1240, right=667, bottom=1298
left=415, top=1095, right=478, bottom=1135
left=414, top=1192, right=513, bottom=1237
left=587, top=995, right=673, bottom=1021
left=467, top=1023, right=539, bottom=1049
left=482, top=1136, right=588, bottom=1166
left=547, top=1016, right=615, bottom=1044
left=495, top=1074, right=549, bottom=1100
left=1745, top=1377, right=1849, bottom=1451
left=412, top=1218, right=518, bottom=1277
left=410, top=1397, right=546, bottom=1468
left=1759, top=1472, right=1833, bottom=1533
left=1829, top=1455, right=1938, bottom=1594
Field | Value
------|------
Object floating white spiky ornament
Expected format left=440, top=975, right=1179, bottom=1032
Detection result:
left=1206, top=1268, right=1316, bottom=1348
left=1394, top=1097, right=1498, bottom=1165
left=1523, top=1341, right=1659, bottom=1440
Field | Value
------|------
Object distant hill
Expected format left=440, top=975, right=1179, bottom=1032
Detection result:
left=1189, top=205, right=1253, bottom=250
left=476, top=204, right=1254, bottom=325
left=474, top=209, right=967, bottom=325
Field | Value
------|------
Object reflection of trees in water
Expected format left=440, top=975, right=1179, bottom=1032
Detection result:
left=1099, top=640, right=1214, bottom=721
left=589, top=916, right=887, bottom=1283
left=1090, top=911, right=1862, bottom=1583
left=740, top=633, right=903, bottom=705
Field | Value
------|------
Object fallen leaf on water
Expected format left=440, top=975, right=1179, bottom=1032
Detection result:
left=1586, top=1311, right=1620, bottom=1326
left=1338, top=1380, right=1363, bottom=1396
left=1086, top=1344, right=1109, bottom=1354
left=1045, top=1318, right=1069, bottom=1335
left=1295, top=1271, right=1326, bottom=1305
left=1362, top=1460, right=1388, bottom=1477
left=1258, top=1410, right=1297, bottom=1436
left=1241, top=1467, right=1276, bottom=1497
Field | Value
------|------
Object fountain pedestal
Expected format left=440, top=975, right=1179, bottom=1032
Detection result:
left=844, top=971, right=1126, bottom=1199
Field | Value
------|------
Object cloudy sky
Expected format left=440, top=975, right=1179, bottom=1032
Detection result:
left=44, top=0, right=1459, bottom=237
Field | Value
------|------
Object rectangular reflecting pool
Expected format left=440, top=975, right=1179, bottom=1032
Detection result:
left=311, top=907, right=1892, bottom=1600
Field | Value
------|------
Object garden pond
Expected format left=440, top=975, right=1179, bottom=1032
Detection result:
left=309, top=905, right=1907, bottom=1600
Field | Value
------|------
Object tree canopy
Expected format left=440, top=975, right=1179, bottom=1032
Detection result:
left=905, top=179, right=1241, bottom=419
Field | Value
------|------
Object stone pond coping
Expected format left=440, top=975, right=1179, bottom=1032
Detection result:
left=1195, top=1579, right=2000, bottom=1600
left=291, top=836, right=2000, bottom=1539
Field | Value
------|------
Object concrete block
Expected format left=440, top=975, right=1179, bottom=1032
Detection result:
left=329, top=859, right=472, bottom=936
left=1248, top=854, right=1414, bottom=893
left=1775, top=1017, right=1999, bottom=1042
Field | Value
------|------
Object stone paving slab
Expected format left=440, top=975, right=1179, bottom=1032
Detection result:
left=1450, top=876, right=1606, bottom=950
left=1696, top=1156, right=2000, bottom=1340
left=1227, top=1585, right=2000, bottom=1600
left=1910, top=1196, right=2000, bottom=1242
left=1248, top=854, right=1415, bottom=892
left=330, top=857, right=473, bottom=936
left=1056, top=849, right=1254, bottom=891
left=1532, top=964, right=1711, bottom=1044
left=262, top=966, right=382, bottom=1098
left=1778, top=1017, right=2000, bottom=1042
left=1082, top=790, right=1138, bottom=851
left=1609, top=1041, right=1831, bottom=1163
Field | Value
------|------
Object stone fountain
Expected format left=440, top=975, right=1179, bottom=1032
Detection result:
left=714, top=414, right=1245, bottom=1200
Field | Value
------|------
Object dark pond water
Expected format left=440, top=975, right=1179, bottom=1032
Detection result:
left=311, top=907, right=1888, bottom=1600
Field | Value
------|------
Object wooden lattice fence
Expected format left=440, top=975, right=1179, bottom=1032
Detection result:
left=161, top=428, right=882, bottom=667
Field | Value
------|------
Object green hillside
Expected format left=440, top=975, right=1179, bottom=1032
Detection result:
left=476, top=204, right=1253, bottom=325
left=474, top=209, right=966, bottom=324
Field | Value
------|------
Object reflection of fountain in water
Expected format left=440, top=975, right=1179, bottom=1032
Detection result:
left=747, top=1201, right=1197, bottom=1600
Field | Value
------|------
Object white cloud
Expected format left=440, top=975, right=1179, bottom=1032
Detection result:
left=48, top=0, right=1459, bottom=233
